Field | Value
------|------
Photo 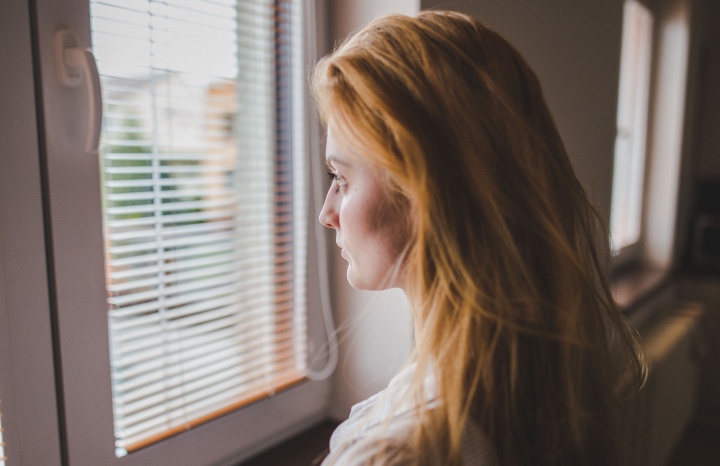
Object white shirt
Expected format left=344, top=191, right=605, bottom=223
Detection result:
left=321, top=364, right=498, bottom=465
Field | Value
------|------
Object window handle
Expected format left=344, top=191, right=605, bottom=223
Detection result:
left=54, top=30, right=103, bottom=155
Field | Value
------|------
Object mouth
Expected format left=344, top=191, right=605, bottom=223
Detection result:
left=335, top=239, right=347, bottom=259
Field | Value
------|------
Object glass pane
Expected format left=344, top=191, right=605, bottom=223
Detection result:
left=610, top=0, right=653, bottom=253
left=90, top=0, right=306, bottom=455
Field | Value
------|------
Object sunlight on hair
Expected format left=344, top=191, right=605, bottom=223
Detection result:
left=314, top=10, right=647, bottom=466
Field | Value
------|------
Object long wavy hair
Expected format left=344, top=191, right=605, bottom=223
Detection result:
left=313, top=10, right=646, bottom=466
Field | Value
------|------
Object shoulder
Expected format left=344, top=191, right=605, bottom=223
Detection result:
left=323, top=387, right=433, bottom=466
left=322, top=365, right=497, bottom=465
left=321, top=436, right=421, bottom=466
left=322, top=415, right=497, bottom=466
left=322, top=426, right=498, bottom=466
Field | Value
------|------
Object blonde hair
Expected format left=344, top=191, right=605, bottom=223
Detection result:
left=313, top=10, right=646, bottom=466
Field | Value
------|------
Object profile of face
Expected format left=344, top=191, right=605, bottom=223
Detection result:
left=319, top=125, right=410, bottom=291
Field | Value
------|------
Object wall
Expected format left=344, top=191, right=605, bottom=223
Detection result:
left=693, top=1, right=720, bottom=178
left=325, top=0, right=420, bottom=421
left=422, top=0, right=623, bottom=222
left=677, top=0, right=720, bottom=429
left=677, top=277, right=720, bottom=428
left=673, top=0, right=718, bottom=265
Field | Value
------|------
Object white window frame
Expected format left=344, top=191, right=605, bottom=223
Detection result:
left=0, top=2, right=63, bottom=465
left=0, top=0, right=330, bottom=464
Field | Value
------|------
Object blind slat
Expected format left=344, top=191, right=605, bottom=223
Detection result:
left=91, top=0, right=306, bottom=454
left=108, top=247, right=294, bottom=276
left=115, top=341, right=298, bottom=413
left=116, top=361, right=301, bottom=434
left=116, top=368, right=304, bottom=449
left=113, top=307, right=293, bottom=378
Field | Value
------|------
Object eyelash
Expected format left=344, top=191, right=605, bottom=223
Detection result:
left=327, top=171, right=346, bottom=190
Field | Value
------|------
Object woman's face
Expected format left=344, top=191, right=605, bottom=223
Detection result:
left=319, top=125, right=409, bottom=291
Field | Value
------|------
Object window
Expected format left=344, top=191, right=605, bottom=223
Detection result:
left=24, top=0, right=329, bottom=464
left=610, top=0, right=691, bottom=271
left=90, top=0, right=308, bottom=455
left=610, top=0, right=654, bottom=255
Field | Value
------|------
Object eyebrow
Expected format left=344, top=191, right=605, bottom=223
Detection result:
left=325, top=155, right=351, bottom=169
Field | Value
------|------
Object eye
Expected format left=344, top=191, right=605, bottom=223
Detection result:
left=327, top=171, right=347, bottom=191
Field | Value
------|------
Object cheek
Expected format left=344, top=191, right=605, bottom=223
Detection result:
left=368, top=196, right=410, bottom=256
left=338, top=195, right=371, bottom=241
left=338, top=185, right=410, bottom=259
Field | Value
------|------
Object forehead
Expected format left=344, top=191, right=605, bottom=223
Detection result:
left=324, top=124, right=357, bottom=167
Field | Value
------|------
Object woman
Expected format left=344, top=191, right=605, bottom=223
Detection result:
left=314, top=10, right=646, bottom=466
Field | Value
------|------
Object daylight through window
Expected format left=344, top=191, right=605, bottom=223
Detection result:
left=610, top=0, right=654, bottom=254
left=90, top=0, right=307, bottom=455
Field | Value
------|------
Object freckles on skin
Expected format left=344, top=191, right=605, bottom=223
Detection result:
left=321, top=126, right=410, bottom=291
left=337, top=172, right=404, bottom=289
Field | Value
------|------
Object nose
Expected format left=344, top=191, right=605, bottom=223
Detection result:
left=319, top=191, right=338, bottom=229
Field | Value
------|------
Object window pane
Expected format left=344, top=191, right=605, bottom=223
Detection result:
left=610, top=0, right=653, bottom=253
left=90, top=0, right=307, bottom=455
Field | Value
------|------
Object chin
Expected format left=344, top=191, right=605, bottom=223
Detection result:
left=346, top=271, right=393, bottom=291
left=346, top=272, right=369, bottom=290
left=346, top=266, right=377, bottom=291
left=345, top=260, right=402, bottom=291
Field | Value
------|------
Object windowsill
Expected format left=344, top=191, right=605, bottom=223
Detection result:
left=610, top=262, right=671, bottom=312
left=240, top=419, right=338, bottom=466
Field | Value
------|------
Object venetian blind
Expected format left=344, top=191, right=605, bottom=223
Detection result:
left=90, top=0, right=307, bottom=455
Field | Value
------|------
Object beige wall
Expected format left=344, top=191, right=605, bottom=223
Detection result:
left=422, top=0, right=624, bottom=222
left=329, top=0, right=420, bottom=41
left=693, top=1, right=720, bottom=177
left=677, top=0, right=720, bottom=429
left=325, top=0, right=420, bottom=422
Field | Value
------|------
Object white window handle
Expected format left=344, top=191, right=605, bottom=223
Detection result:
left=54, top=30, right=102, bottom=155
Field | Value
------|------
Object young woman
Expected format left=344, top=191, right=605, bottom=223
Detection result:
left=314, top=10, right=646, bottom=466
